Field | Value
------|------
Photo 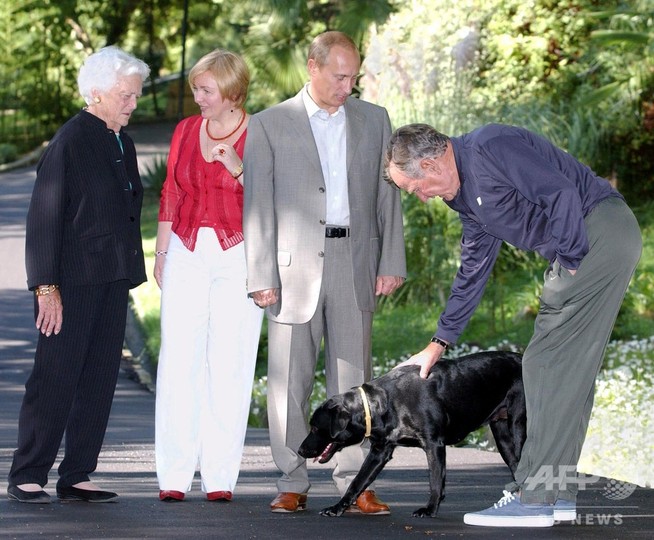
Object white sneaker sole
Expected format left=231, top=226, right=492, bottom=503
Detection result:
left=464, top=513, right=554, bottom=527
left=553, top=508, right=577, bottom=521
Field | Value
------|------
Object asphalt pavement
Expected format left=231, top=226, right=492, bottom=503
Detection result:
left=0, top=121, right=652, bottom=539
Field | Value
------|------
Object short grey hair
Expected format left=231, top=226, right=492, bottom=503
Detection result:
left=384, top=123, right=450, bottom=181
left=77, top=46, right=150, bottom=105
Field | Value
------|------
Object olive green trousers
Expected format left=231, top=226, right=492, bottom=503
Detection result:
left=508, top=197, right=642, bottom=504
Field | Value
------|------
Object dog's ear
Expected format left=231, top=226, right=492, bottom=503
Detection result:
left=329, top=409, right=350, bottom=439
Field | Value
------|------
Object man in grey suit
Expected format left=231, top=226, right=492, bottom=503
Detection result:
left=244, top=31, right=406, bottom=514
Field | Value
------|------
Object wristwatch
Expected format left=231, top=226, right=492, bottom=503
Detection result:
left=430, top=336, right=449, bottom=349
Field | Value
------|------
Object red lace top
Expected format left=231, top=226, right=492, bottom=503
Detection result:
left=158, top=115, right=245, bottom=251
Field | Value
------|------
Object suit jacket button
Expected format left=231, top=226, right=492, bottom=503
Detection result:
left=318, top=187, right=325, bottom=193
left=319, top=219, right=326, bottom=225
left=130, top=216, right=135, bottom=222
left=318, top=251, right=324, bottom=257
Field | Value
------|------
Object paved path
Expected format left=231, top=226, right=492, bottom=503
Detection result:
left=0, top=123, right=651, bottom=539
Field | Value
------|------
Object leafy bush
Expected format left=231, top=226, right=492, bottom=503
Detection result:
left=365, top=0, right=654, bottom=202
left=391, top=195, right=462, bottom=307
left=0, top=143, right=18, bottom=164
left=142, top=154, right=168, bottom=194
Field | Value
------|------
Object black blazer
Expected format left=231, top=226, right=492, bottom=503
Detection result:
left=25, top=110, right=146, bottom=290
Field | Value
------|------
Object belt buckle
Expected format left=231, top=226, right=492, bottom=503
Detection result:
left=326, top=226, right=348, bottom=238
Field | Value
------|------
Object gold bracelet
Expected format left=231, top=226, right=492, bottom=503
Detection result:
left=35, top=284, right=59, bottom=296
left=232, top=163, right=243, bottom=178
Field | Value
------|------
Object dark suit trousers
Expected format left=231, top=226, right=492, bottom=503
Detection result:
left=8, top=280, right=130, bottom=488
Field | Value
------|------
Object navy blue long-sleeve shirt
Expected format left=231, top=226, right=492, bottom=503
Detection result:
left=436, top=124, right=621, bottom=344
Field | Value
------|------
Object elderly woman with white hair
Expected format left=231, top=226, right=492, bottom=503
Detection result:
left=7, top=46, right=150, bottom=504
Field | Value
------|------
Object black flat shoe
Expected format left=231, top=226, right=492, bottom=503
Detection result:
left=56, top=485, right=118, bottom=503
left=7, top=485, right=52, bottom=504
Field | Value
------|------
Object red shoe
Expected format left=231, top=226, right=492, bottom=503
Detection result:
left=159, top=490, right=185, bottom=502
left=207, top=491, right=232, bottom=501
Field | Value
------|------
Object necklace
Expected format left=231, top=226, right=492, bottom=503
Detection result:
left=205, top=109, right=246, bottom=141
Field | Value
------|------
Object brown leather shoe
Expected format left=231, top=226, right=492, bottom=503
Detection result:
left=347, top=490, right=391, bottom=515
left=270, top=492, right=308, bottom=513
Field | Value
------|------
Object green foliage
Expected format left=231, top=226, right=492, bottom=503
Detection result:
left=361, top=0, right=654, bottom=364
left=362, top=0, right=485, bottom=134
left=0, top=143, right=18, bottom=164
left=5, top=0, right=654, bottom=194
left=239, top=0, right=396, bottom=110
left=1, top=0, right=397, bottom=149
left=584, top=4, right=654, bottom=200
left=616, top=200, right=654, bottom=337
left=141, top=153, right=168, bottom=194
left=140, top=192, right=159, bottom=233
left=390, top=194, right=461, bottom=306
left=366, top=0, right=654, bottom=202
left=132, top=178, right=654, bottom=428
left=371, top=303, right=441, bottom=363
left=476, top=0, right=609, bottom=105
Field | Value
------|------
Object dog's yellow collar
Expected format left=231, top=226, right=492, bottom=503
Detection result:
left=358, top=386, right=372, bottom=437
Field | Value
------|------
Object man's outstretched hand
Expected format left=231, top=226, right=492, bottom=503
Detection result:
left=394, top=341, right=446, bottom=379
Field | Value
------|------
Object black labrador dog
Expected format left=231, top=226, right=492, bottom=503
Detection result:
left=298, top=351, right=526, bottom=518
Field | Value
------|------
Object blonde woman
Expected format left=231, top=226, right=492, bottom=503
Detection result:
left=154, top=49, right=263, bottom=503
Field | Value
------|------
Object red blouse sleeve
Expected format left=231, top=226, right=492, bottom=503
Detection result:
left=158, top=116, right=198, bottom=222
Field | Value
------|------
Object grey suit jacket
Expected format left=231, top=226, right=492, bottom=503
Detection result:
left=243, top=91, right=406, bottom=324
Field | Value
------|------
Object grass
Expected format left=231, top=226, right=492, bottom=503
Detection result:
left=130, top=192, right=163, bottom=360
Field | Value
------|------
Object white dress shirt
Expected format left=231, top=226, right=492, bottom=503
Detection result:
left=302, top=85, right=350, bottom=227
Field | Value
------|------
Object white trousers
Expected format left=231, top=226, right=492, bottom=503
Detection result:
left=155, top=229, right=263, bottom=493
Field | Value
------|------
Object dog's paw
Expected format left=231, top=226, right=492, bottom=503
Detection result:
left=319, top=505, right=346, bottom=517
left=412, top=506, right=438, bottom=518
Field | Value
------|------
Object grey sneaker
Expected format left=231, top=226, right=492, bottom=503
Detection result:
left=463, top=490, right=554, bottom=528
left=553, top=499, right=577, bottom=521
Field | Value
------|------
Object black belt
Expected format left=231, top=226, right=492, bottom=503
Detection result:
left=325, top=226, right=350, bottom=238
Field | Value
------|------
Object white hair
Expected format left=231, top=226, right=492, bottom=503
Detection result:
left=77, top=46, right=150, bottom=105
